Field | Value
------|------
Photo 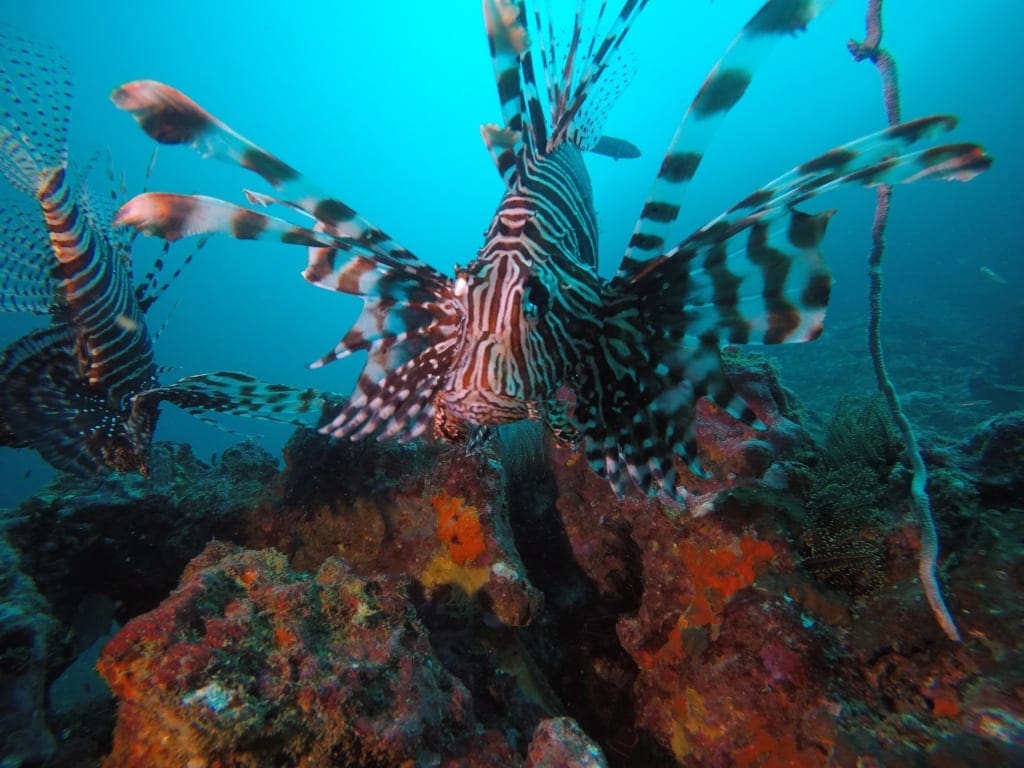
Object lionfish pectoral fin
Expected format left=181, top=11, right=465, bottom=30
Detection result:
left=617, top=115, right=993, bottom=348
left=134, top=238, right=205, bottom=315
left=111, top=80, right=301, bottom=186
left=0, top=28, right=71, bottom=196
left=0, top=193, right=60, bottom=314
left=620, top=0, right=831, bottom=275
left=577, top=330, right=764, bottom=504
left=114, top=79, right=468, bottom=450
left=319, top=318, right=465, bottom=443
left=587, top=114, right=992, bottom=503
left=113, top=80, right=420, bottom=265
left=116, top=192, right=347, bottom=247
left=662, top=121, right=992, bottom=343
left=134, top=371, right=327, bottom=429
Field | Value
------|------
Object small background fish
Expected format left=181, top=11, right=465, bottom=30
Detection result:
left=980, top=266, right=1008, bottom=285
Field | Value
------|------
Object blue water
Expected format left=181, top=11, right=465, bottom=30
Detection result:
left=1, top=0, right=1020, bottom=507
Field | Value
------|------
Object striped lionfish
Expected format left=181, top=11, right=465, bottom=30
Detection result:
left=111, top=0, right=990, bottom=502
left=0, top=29, right=323, bottom=476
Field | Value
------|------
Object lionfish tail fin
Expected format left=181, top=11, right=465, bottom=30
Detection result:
left=0, top=27, right=71, bottom=195
left=135, top=371, right=327, bottom=429
left=620, top=0, right=830, bottom=274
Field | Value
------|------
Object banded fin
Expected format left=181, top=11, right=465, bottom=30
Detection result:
left=115, top=192, right=336, bottom=246
left=0, top=325, right=143, bottom=475
left=0, top=193, right=58, bottom=314
left=319, top=330, right=462, bottom=443
left=0, top=27, right=71, bottom=195
left=620, top=0, right=829, bottom=275
left=113, top=81, right=469, bottom=443
left=114, top=191, right=462, bottom=444
left=111, top=80, right=417, bottom=266
left=482, top=0, right=530, bottom=184
left=303, top=241, right=465, bottom=443
left=684, top=117, right=991, bottom=255
left=583, top=119, right=992, bottom=501
left=133, top=371, right=325, bottom=429
left=545, top=1, right=647, bottom=151
left=134, top=238, right=204, bottom=314
left=115, top=193, right=456, bottom=306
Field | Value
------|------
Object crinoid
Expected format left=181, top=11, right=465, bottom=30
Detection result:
left=802, top=395, right=901, bottom=596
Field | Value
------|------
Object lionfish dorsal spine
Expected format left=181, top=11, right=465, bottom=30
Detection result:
left=618, top=0, right=831, bottom=280
left=482, top=0, right=646, bottom=185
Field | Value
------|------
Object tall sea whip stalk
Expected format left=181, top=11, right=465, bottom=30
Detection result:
left=848, top=0, right=962, bottom=642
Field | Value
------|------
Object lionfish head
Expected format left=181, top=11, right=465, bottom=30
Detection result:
left=440, top=250, right=567, bottom=427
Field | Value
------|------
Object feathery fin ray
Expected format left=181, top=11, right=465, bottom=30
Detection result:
left=109, top=2, right=992, bottom=504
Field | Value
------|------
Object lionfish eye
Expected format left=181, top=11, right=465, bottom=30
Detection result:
left=522, top=277, right=550, bottom=321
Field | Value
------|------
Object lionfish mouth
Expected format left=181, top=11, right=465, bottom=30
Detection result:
left=441, top=389, right=532, bottom=426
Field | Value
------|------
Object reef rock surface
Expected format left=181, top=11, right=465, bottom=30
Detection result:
left=4, top=356, right=1021, bottom=767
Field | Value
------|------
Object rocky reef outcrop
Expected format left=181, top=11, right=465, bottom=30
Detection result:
left=3, top=353, right=1021, bottom=767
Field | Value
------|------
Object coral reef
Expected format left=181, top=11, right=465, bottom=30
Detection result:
left=526, top=717, right=608, bottom=767
left=0, top=534, right=55, bottom=768
left=961, top=412, right=1024, bottom=503
left=97, top=543, right=476, bottom=767
left=4, top=441, right=279, bottom=625
left=3, top=354, right=1021, bottom=767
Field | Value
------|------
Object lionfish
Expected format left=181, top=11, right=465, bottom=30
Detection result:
left=0, top=29, right=323, bottom=476
left=111, top=0, right=990, bottom=502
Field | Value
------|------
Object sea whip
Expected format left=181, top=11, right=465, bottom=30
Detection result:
left=849, top=0, right=961, bottom=642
